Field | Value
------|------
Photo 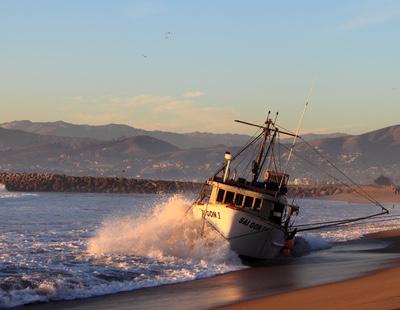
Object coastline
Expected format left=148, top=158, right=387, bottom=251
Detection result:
left=3, top=180, right=399, bottom=309
left=291, top=184, right=400, bottom=204
left=20, top=230, right=400, bottom=310
left=220, top=229, right=400, bottom=310
left=220, top=267, right=400, bottom=310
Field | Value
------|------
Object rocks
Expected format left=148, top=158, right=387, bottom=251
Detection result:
left=0, top=172, right=375, bottom=198
left=288, top=185, right=350, bottom=198
left=0, top=172, right=202, bottom=194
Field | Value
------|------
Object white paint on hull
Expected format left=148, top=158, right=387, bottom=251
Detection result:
left=193, top=203, right=286, bottom=259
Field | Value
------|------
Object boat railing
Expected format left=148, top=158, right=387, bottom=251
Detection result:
left=211, top=175, right=288, bottom=195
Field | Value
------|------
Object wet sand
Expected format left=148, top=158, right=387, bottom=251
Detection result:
left=21, top=230, right=400, bottom=310
left=323, top=185, right=400, bottom=204
left=221, top=229, right=400, bottom=310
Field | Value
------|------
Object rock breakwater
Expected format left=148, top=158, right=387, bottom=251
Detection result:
left=1, top=173, right=393, bottom=202
left=287, top=185, right=353, bottom=198
left=0, top=173, right=202, bottom=194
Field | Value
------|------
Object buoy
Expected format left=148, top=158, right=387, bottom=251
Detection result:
left=283, top=239, right=294, bottom=257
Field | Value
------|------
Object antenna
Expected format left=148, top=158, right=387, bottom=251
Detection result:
left=285, top=82, right=314, bottom=166
left=273, top=111, right=279, bottom=125
left=276, top=82, right=314, bottom=196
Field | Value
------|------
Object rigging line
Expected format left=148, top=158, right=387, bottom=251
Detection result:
left=258, top=131, right=277, bottom=178
left=277, top=141, right=385, bottom=209
left=244, top=143, right=259, bottom=181
left=295, top=211, right=388, bottom=232
left=234, top=136, right=259, bottom=172
left=275, top=123, right=387, bottom=212
left=329, top=214, right=400, bottom=227
left=279, top=84, right=313, bottom=191
left=300, top=138, right=388, bottom=212
left=212, top=131, right=264, bottom=178
left=285, top=98, right=310, bottom=168
left=276, top=132, right=283, bottom=171
left=191, top=129, right=263, bottom=214
left=272, top=145, right=279, bottom=174
left=234, top=140, right=256, bottom=180
left=295, top=213, right=400, bottom=228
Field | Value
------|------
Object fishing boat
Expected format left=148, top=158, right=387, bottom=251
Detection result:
left=191, top=109, right=390, bottom=260
left=192, top=112, right=300, bottom=259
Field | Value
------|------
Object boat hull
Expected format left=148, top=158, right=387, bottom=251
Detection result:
left=192, top=202, right=286, bottom=259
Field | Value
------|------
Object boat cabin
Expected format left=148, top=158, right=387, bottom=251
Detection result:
left=206, top=172, right=290, bottom=226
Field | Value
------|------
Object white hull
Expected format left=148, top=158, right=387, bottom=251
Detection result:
left=193, top=202, right=286, bottom=259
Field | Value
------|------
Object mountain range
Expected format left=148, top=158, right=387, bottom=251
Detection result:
left=0, top=120, right=347, bottom=148
left=0, top=121, right=399, bottom=184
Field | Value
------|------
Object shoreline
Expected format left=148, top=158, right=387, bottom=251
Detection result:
left=220, top=229, right=400, bottom=310
left=220, top=266, right=400, bottom=310
left=20, top=230, right=400, bottom=310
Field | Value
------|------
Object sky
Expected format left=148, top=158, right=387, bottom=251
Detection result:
left=0, top=0, right=399, bottom=135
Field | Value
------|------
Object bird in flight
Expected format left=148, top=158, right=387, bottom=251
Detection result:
left=142, top=54, right=148, bottom=58
left=164, top=31, right=173, bottom=39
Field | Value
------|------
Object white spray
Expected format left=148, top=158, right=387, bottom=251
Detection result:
left=88, top=195, right=242, bottom=265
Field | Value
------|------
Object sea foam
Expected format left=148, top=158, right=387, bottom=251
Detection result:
left=88, top=195, right=241, bottom=265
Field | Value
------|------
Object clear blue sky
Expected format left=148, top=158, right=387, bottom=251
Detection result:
left=0, top=0, right=399, bottom=134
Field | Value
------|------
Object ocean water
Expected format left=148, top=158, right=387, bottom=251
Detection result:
left=0, top=184, right=399, bottom=308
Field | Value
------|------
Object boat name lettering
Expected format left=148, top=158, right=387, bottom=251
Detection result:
left=238, top=217, right=269, bottom=232
left=201, top=209, right=221, bottom=219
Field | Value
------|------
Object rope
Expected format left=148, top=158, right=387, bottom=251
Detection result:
left=295, top=211, right=388, bottom=232
left=300, top=137, right=388, bottom=212
left=275, top=123, right=387, bottom=213
left=278, top=142, right=387, bottom=213
left=295, top=212, right=400, bottom=229
left=212, top=131, right=264, bottom=179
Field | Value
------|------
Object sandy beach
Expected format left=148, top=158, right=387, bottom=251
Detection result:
left=323, top=185, right=400, bottom=204
left=221, top=267, right=400, bottom=310
left=221, top=229, right=400, bottom=310
left=20, top=229, right=400, bottom=310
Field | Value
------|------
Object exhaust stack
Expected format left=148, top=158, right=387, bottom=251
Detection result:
left=223, top=152, right=232, bottom=182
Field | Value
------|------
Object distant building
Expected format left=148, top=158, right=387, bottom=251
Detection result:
left=289, top=177, right=312, bottom=186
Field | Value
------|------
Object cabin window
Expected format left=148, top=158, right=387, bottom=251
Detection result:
left=270, top=202, right=284, bottom=224
left=225, top=191, right=235, bottom=204
left=243, top=196, right=254, bottom=208
left=253, top=198, right=262, bottom=211
left=216, top=189, right=225, bottom=202
left=235, top=193, right=244, bottom=206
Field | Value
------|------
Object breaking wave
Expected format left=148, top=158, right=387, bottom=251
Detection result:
left=88, top=195, right=241, bottom=265
left=0, top=195, right=244, bottom=308
left=0, top=184, right=38, bottom=199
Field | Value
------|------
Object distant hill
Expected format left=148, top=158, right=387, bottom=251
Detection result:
left=0, top=120, right=250, bottom=149
left=280, top=132, right=348, bottom=144
left=306, top=124, right=400, bottom=163
left=286, top=124, right=400, bottom=183
left=0, top=122, right=399, bottom=183
left=0, top=120, right=348, bottom=149
left=0, top=127, right=95, bottom=151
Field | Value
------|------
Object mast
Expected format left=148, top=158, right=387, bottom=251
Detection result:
left=252, top=112, right=272, bottom=183
left=233, top=113, right=300, bottom=183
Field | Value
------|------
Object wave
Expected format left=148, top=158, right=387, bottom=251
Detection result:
left=88, top=195, right=242, bottom=265
left=0, top=184, right=38, bottom=199
left=0, top=195, right=244, bottom=308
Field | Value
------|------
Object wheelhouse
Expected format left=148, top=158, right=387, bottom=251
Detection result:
left=206, top=169, right=295, bottom=226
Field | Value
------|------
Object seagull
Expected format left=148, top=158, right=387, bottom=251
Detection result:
left=164, top=31, right=173, bottom=39
left=142, top=54, right=148, bottom=58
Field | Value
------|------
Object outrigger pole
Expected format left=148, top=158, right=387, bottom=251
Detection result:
left=277, top=84, right=312, bottom=195
left=234, top=120, right=299, bottom=138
